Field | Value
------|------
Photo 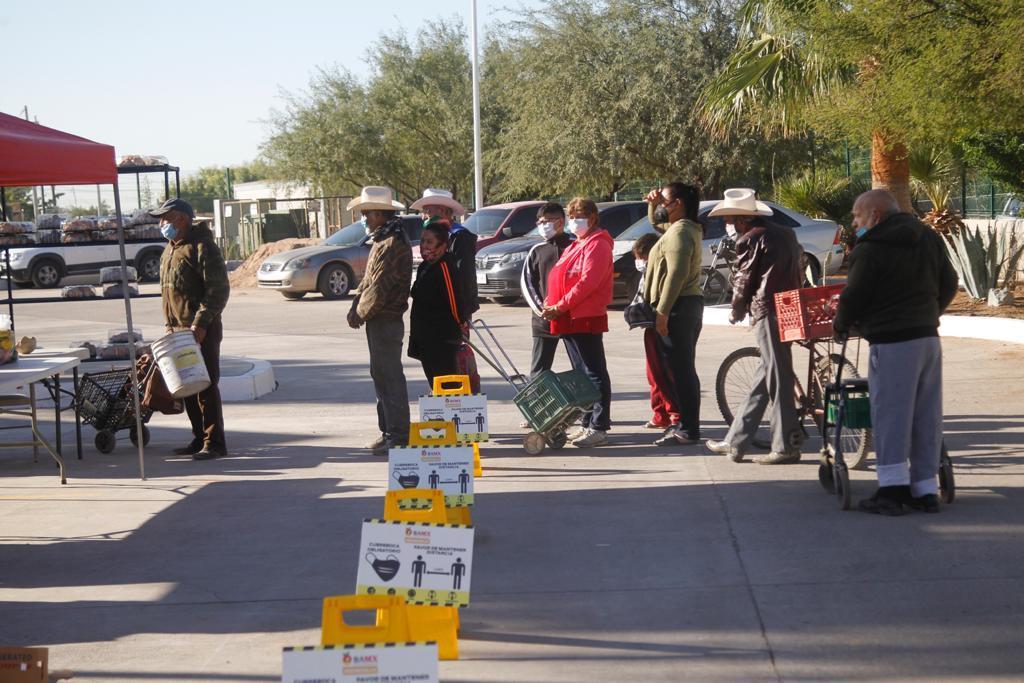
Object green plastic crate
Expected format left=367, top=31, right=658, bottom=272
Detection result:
left=514, top=369, right=600, bottom=433
left=827, top=390, right=871, bottom=429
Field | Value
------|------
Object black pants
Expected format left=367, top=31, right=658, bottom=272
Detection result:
left=562, top=333, right=612, bottom=431
left=184, top=319, right=226, bottom=453
left=658, top=296, right=703, bottom=439
left=530, top=335, right=559, bottom=379
left=419, top=345, right=459, bottom=387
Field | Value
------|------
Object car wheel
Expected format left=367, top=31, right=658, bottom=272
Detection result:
left=491, top=296, right=519, bottom=305
left=136, top=251, right=162, bottom=283
left=30, top=258, right=63, bottom=288
left=281, top=291, right=306, bottom=300
left=801, top=253, right=822, bottom=287
left=318, top=264, right=352, bottom=299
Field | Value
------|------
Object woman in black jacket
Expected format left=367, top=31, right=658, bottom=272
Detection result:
left=409, top=222, right=465, bottom=383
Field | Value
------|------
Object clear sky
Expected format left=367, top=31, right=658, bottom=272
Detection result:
left=0, top=0, right=540, bottom=177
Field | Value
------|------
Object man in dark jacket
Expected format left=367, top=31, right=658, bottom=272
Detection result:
left=411, top=189, right=478, bottom=319
left=834, top=190, right=958, bottom=515
left=151, top=198, right=230, bottom=460
left=521, top=202, right=573, bottom=378
left=704, top=189, right=804, bottom=464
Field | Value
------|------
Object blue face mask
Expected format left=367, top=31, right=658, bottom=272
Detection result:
left=160, top=222, right=178, bottom=241
left=855, top=227, right=868, bottom=239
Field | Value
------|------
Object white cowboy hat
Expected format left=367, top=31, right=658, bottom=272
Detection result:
left=708, top=188, right=773, bottom=217
left=346, top=186, right=406, bottom=212
left=409, top=188, right=466, bottom=215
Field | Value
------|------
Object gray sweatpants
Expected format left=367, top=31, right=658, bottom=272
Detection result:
left=725, top=313, right=801, bottom=454
left=869, top=336, right=943, bottom=496
left=365, top=316, right=410, bottom=444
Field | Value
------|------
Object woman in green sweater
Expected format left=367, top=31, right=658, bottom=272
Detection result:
left=642, top=182, right=704, bottom=446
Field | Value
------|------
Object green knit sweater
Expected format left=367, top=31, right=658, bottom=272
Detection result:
left=642, top=218, right=703, bottom=315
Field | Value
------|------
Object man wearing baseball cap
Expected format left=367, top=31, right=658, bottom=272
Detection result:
left=150, top=197, right=231, bottom=460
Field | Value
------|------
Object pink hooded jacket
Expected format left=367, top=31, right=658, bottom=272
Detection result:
left=545, top=228, right=614, bottom=334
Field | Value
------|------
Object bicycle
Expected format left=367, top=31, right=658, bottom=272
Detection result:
left=715, top=335, right=872, bottom=468
left=701, top=236, right=735, bottom=305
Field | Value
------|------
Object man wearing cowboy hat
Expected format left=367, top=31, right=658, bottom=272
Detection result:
left=410, top=189, right=477, bottom=319
left=346, top=186, right=413, bottom=454
left=705, top=188, right=804, bottom=465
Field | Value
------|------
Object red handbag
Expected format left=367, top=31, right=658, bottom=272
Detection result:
left=455, top=342, right=481, bottom=394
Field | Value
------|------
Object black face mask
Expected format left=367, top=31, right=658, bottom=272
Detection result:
left=653, top=206, right=670, bottom=224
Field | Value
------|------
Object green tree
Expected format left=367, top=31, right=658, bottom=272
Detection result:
left=489, top=0, right=802, bottom=200
left=959, top=132, right=1024, bottom=196
left=698, top=0, right=1024, bottom=211
left=178, top=161, right=270, bottom=213
left=261, top=19, right=476, bottom=205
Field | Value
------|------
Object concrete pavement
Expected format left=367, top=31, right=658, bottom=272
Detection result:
left=2, top=288, right=1023, bottom=682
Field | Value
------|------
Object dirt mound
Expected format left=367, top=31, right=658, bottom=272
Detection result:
left=229, top=238, right=320, bottom=288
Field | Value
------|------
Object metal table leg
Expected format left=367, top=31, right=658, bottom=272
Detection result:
left=54, top=372, right=62, bottom=458
left=29, top=377, right=67, bottom=485
left=73, top=366, right=82, bottom=460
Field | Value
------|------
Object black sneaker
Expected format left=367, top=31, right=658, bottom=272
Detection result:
left=909, top=493, right=940, bottom=513
left=858, top=486, right=911, bottom=516
left=172, top=439, right=203, bottom=456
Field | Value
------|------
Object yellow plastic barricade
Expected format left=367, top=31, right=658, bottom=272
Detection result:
left=321, top=594, right=459, bottom=660
left=384, top=489, right=448, bottom=525
left=432, top=375, right=473, bottom=396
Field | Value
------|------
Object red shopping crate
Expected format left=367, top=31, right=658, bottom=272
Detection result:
left=774, top=284, right=845, bottom=342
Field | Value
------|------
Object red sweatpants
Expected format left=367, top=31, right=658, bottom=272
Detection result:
left=644, top=328, right=680, bottom=427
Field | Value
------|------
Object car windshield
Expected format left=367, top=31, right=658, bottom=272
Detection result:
left=325, top=221, right=367, bottom=247
left=462, top=208, right=511, bottom=235
left=616, top=217, right=657, bottom=241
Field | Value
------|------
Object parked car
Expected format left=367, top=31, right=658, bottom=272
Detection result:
left=256, top=215, right=423, bottom=300
left=474, top=201, right=649, bottom=304
left=462, top=201, right=547, bottom=251
left=611, top=201, right=845, bottom=301
left=1, top=238, right=165, bottom=288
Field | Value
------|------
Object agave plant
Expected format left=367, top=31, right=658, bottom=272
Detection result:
left=909, top=147, right=966, bottom=236
left=943, top=224, right=1024, bottom=300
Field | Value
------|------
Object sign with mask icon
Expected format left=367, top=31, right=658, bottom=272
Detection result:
left=389, top=445, right=475, bottom=507
left=282, top=643, right=439, bottom=683
left=418, top=395, right=488, bottom=442
left=356, top=520, right=474, bottom=606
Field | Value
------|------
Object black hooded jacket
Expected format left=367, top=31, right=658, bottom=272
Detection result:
left=833, top=212, right=958, bottom=343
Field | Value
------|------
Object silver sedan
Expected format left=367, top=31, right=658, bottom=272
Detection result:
left=256, top=216, right=423, bottom=300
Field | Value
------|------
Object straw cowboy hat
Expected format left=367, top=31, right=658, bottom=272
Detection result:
left=346, top=186, right=406, bottom=212
left=707, top=188, right=773, bottom=217
left=409, top=188, right=466, bottom=215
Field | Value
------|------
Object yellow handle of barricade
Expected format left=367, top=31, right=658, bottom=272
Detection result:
left=432, top=375, right=472, bottom=396
left=408, top=421, right=457, bottom=446
left=384, top=489, right=449, bottom=524
left=321, top=594, right=411, bottom=646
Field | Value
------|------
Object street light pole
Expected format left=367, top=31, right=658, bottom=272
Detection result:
left=470, top=0, right=484, bottom=210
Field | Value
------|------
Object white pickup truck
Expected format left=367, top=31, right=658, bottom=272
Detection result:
left=1, top=239, right=165, bottom=288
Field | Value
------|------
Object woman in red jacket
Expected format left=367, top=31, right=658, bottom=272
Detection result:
left=542, top=197, right=614, bottom=447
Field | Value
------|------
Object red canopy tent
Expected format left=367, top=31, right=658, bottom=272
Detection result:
left=0, top=111, right=148, bottom=480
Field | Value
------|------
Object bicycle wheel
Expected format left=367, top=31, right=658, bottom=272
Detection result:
left=819, top=354, right=872, bottom=470
left=716, top=347, right=772, bottom=449
left=701, top=268, right=730, bottom=305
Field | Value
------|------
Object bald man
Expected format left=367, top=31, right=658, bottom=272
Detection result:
left=833, top=190, right=958, bottom=515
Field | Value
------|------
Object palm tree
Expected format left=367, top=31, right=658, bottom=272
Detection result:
left=697, top=0, right=914, bottom=211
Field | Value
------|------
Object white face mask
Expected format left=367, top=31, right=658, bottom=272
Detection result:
left=726, top=222, right=737, bottom=238
left=537, top=221, right=558, bottom=240
left=635, top=259, right=647, bottom=273
left=567, top=217, right=590, bottom=237
left=361, top=216, right=371, bottom=235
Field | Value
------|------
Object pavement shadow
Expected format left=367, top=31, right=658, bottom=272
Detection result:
left=2, top=479, right=1024, bottom=678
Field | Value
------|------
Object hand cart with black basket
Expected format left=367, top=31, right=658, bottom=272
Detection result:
left=467, top=319, right=601, bottom=455
left=775, top=285, right=956, bottom=509
left=75, top=360, right=155, bottom=454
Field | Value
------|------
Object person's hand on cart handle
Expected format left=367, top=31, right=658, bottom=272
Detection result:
left=541, top=305, right=564, bottom=321
left=191, top=326, right=207, bottom=345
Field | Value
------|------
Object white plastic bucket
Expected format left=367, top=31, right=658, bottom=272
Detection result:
left=151, top=331, right=211, bottom=398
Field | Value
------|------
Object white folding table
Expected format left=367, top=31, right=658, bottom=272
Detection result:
left=0, top=355, right=83, bottom=484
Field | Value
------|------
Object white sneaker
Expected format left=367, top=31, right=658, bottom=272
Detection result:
left=567, top=426, right=588, bottom=441
left=572, top=428, right=608, bottom=447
